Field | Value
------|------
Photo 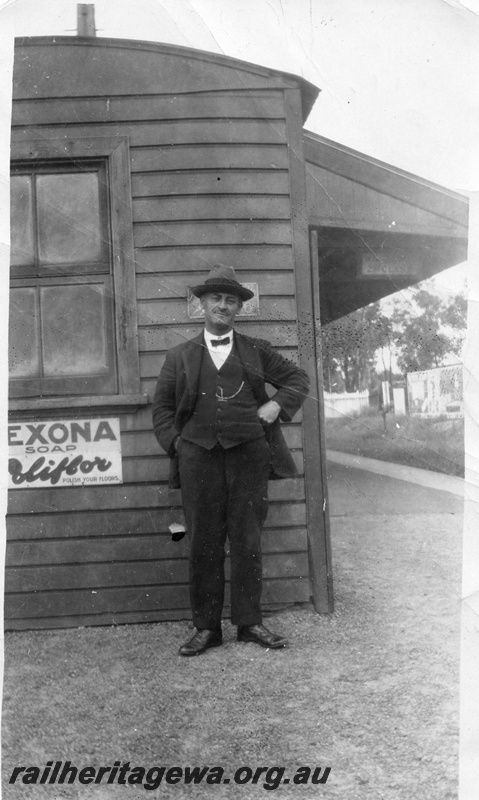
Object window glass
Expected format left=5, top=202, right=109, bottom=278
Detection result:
left=10, top=175, right=34, bottom=267
left=36, top=172, right=104, bottom=265
left=41, top=284, right=110, bottom=376
left=9, top=287, right=39, bottom=376
left=10, top=138, right=141, bottom=402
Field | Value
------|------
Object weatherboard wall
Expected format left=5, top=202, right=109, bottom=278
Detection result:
left=6, top=38, right=316, bottom=630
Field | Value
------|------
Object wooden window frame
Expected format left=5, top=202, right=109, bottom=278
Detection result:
left=9, top=136, right=147, bottom=417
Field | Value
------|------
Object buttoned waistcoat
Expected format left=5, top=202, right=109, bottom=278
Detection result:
left=152, top=331, right=310, bottom=489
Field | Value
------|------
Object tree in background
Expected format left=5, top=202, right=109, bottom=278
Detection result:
left=321, top=302, right=392, bottom=392
left=321, top=286, right=467, bottom=391
left=392, top=288, right=466, bottom=373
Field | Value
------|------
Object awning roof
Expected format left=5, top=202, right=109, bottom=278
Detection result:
left=304, top=130, right=469, bottom=323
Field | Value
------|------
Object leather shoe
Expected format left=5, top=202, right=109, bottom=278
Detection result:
left=237, top=624, right=288, bottom=649
left=178, top=628, right=222, bottom=657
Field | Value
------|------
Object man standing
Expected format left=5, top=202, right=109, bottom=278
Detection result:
left=152, top=265, right=309, bottom=656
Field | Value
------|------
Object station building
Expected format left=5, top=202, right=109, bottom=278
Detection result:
left=7, top=30, right=468, bottom=629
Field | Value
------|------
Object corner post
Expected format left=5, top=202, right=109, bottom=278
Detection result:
left=284, top=88, right=334, bottom=613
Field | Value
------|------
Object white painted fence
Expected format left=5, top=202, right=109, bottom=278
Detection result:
left=323, top=390, right=370, bottom=419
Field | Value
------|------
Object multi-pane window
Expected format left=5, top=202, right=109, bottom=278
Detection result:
left=9, top=162, right=117, bottom=397
left=9, top=135, right=143, bottom=412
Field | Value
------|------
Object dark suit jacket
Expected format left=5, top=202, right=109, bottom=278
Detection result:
left=152, top=331, right=310, bottom=488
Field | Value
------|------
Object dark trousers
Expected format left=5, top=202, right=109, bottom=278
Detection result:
left=177, top=437, right=271, bottom=628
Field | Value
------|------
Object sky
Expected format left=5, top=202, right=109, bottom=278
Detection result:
left=2, top=0, right=477, bottom=298
left=3, top=0, right=478, bottom=192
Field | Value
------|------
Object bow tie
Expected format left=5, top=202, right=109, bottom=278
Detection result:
left=211, top=337, right=231, bottom=347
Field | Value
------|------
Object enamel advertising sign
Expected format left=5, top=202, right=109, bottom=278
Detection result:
left=8, top=418, right=123, bottom=489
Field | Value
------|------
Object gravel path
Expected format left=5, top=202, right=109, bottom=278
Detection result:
left=2, top=470, right=462, bottom=799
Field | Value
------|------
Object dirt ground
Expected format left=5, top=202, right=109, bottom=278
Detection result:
left=2, top=466, right=463, bottom=800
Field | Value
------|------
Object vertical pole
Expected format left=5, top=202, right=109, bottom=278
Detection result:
left=309, top=229, right=334, bottom=611
left=284, top=88, right=334, bottom=613
left=77, top=4, right=96, bottom=37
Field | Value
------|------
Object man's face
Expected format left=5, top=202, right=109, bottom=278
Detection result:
left=200, top=292, right=242, bottom=334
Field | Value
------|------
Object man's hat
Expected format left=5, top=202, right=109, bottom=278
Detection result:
left=190, top=264, right=254, bottom=301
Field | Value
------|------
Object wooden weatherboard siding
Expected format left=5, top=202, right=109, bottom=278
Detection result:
left=7, top=38, right=321, bottom=629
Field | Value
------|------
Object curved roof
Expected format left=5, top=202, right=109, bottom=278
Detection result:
left=14, top=35, right=320, bottom=122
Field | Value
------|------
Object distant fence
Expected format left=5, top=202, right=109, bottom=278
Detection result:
left=324, top=366, right=464, bottom=421
left=323, top=390, right=369, bottom=419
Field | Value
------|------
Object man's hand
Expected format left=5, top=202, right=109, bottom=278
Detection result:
left=257, top=399, right=281, bottom=425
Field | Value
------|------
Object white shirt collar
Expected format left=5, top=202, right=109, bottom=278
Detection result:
left=204, top=329, right=234, bottom=346
left=203, top=329, right=234, bottom=369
